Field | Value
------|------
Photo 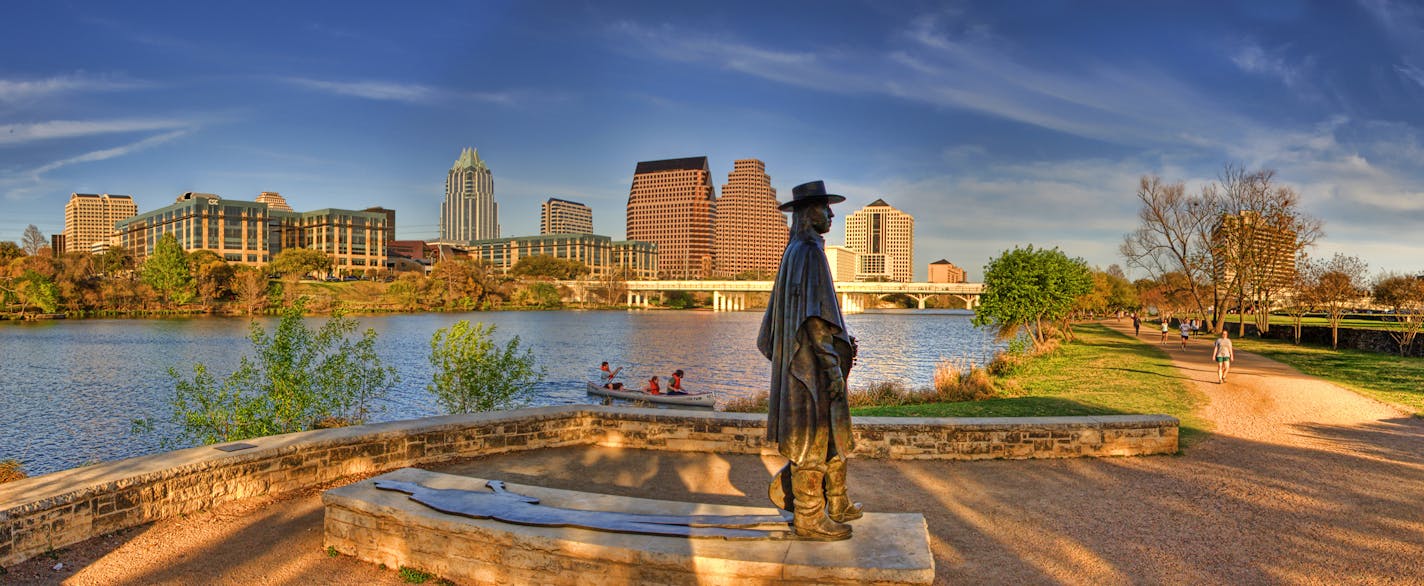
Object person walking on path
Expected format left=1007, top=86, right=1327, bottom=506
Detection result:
left=1213, top=330, right=1235, bottom=383
left=1132, top=313, right=1141, bottom=336
left=1180, top=319, right=1192, bottom=350
left=1160, top=318, right=1170, bottom=344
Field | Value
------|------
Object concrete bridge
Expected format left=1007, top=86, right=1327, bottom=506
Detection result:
left=561, top=280, right=984, bottom=313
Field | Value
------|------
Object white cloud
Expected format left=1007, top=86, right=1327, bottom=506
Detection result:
left=1230, top=42, right=1311, bottom=89
left=278, top=77, right=523, bottom=106
left=0, top=73, right=150, bottom=103
left=0, top=118, right=192, bottom=146
left=30, top=129, right=188, bottom=176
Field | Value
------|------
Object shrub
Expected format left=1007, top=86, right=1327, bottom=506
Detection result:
left=0, top=459, right=25, bottom=484
left=428, top=320, right=544, bottom=413
left=164, top=300, right=398, bottom=445
left=721, top=392, right=768, bottom=413
left=848, top=380, right=911, bottom=408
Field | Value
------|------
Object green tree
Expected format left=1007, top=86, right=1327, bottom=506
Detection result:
left=141, top=234, right=195, bottom=306
left=973, top=245, right=1092, bottom=348
left=512, top=282, right=563, bottom=308
left=510, top=255, right=590, bottom=280
left=271, top=247, right=334, bottom=279
left=16, top=270, right=60, bottom=314
left=0, top=241, right=22, bottom=264
left=166, top=301, right=398, bottom=445
left=95, top=246, right=135, bottom=276
left=427, top=320, right=543, bottom=413
left=1306, top=253, right=1368, bottom=349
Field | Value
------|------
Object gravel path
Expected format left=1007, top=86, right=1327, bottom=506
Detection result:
left=6, top=321, right=1423, bottom=584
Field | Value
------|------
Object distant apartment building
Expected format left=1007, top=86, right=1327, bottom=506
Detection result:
left=540, top=198, right=594, bottom=235
left=115, top=192, right=388, bottom=273
left=1212, top=210, right=1298, bottom=295
left=463, top=234, right=657, bottom=280
left=825, top=245, right=858, bottom=282
left=714, top=159, right=786, bottom=277
left=844, top=199, right=914, bottom=282
left=626, top=157, right=716, bottom=279
left=63, top=193, right=137, bottom=254
left=441, top=147, right=498, bottom=243
left=363, top=207, right=396, bottom=242
left=50, top=234, right=65, bottom=257
left=928, top=259, right=966, bottom=283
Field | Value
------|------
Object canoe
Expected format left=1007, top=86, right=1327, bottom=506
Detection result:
left=585, top=382, right=716, bottom=407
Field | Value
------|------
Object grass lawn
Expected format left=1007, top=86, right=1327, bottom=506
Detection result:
left=1229, top=336, right=1424, bottom=415
left=1167, top=314, right=1409, bottom=332
left=853, top=324, right=1210, bottom=446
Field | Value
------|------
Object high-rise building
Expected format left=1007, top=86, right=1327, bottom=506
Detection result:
left=714, top=159, right=786, bottom=278
left=625, top=157, right=716, bottom=279
left=1212, top=210, right=1298, bottom=293
left=844, top=198, right=914, bottom=282
left=63, top=193, right=137, bottom=254
left=115, top=192, right=388, bottom=273
left=256, top=191, right=294, bottom=212
left=363, top=207, right=397, bottom=242
left=440, top=147, right=498, bottom=244
left=928, top=259, right=966, bottom=283
left=540, top=198, right=593, bottom=235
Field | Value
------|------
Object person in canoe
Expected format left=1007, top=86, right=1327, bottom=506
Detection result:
left=644, top=375, right=661, bottom=395
left=666, top=369, right=687, bottom=395
left=599, top=362, right=624, bottom=390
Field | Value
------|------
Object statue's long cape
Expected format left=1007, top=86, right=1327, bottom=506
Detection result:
left=757, top=231, right=855, bottom=463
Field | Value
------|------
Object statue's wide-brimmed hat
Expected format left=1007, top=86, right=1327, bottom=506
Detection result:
left=778, top=180, right=846, bottom=211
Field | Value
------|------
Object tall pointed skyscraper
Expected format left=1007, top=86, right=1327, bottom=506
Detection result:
left=440, top=147, right=498, bottom=243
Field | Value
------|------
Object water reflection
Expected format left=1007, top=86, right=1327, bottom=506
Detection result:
left=0, top=309, right=998, bottom=474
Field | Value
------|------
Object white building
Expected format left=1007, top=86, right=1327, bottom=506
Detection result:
left=843, top=198, right=914, bottom=282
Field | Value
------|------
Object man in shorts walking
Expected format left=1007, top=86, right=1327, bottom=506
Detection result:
left=1213, top=330, right=1235, bottom=384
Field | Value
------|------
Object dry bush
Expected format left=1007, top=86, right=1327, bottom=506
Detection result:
left=926, top=359, right=996, bottom=402
left=848, top=380, right=911, bottom=408
left=722, top=392, right=769, bottom=413
left=0, top=459, right=26, bottom=484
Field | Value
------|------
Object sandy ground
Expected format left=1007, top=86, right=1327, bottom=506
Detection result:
left=5, top=321, right=1424, bottom=585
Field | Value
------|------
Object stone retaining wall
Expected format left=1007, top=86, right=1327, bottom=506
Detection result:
left=0, top=406, right=1177, bottom=568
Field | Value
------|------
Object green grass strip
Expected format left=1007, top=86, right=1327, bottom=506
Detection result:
left=1229, top=336, right=1424, bottom=416
left=853, top=323, right=1210, bottom=446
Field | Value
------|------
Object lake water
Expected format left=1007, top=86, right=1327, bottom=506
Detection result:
left=0, top=309, right=999, bottom=475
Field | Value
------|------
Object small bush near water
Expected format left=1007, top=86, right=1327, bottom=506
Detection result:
left=0, top=459, right=26, bottom=484
left=723, top=358, right=1000, bottom=413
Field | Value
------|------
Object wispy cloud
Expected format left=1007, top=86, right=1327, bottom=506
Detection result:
left=610, top=17, right=1259, bottom=148
left=29, top=130, right=189, bottom=176
left=1231, top=42, right=1312, bottom=89
left=278, top=77, right=526, bottom=106
left=0, top=118, right=192, bottom=146
left=0, top=73, right=151, bottom=103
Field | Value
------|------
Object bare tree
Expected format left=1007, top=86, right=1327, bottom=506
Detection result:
left=1307, top=254, right=1368, bottom=349
left=1121, top=176, right=1215, bottom=322
left=233, top=267, right=269, bottom=316
left=1372, top=272, right=1424, bottom=356
left=20, top=225, right=47, bottom=256
left=1277, top=253, right=1317, bottom=345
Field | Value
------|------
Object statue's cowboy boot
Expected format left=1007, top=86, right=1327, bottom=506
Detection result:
left=824, top=457, right=863, bottom=523
left=791, top=465, right=852, bottom=541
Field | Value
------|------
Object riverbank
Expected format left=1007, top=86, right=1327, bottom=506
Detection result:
left=851, top=323, right=1209, bottom=445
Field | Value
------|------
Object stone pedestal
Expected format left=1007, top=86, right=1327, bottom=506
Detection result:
left=324, top=468, right=933, bottom=585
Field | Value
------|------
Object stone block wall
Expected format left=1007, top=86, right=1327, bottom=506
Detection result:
left=0, top=407, right=1177, bottom=568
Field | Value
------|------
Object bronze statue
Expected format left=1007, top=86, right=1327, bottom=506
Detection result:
left=757, top=180, right=862, bottom=541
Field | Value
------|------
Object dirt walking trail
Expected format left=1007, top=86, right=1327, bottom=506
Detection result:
left=6, top=321, right=1424, bottom=585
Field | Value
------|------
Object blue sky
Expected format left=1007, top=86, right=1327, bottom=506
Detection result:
left=3, top=0, right=1423, bottom=280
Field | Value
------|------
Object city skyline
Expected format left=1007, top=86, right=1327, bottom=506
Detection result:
left=5, top=2, right=1424, bottom=280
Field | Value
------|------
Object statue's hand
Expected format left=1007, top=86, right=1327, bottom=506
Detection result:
left=825, top=367, right=847, bottom=399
